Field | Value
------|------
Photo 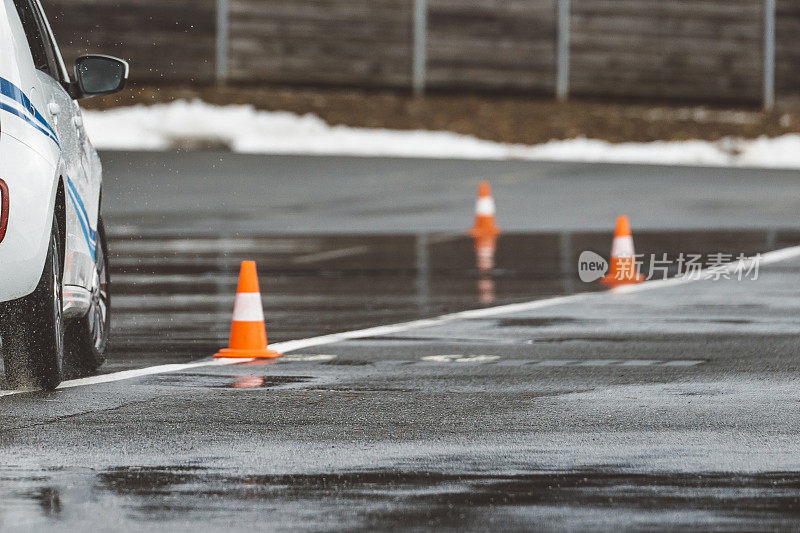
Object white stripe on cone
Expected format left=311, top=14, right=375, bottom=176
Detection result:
left=475, top=197, right=496, bottom=216
left=610, top=235, right=635, bottom=258
left=232, top=292, right=264, bottom=322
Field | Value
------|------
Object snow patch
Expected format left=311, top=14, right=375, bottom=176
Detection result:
left=83, top=100, right=800, bottom=168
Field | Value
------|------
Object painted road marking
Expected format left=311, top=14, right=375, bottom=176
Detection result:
left=421, top=354, right=501, bottom=363
left=202, top=356, right=705, bottom=367
left=610, top=244, right=799, bottom=295
left=278, top=357, right=704, bottom=367
left=291, top=233, right=459, bottom=264
left=112, top=238, right=261, bottom=253
left=660, top=360, right=707, bottom=366
left=111, top=237, right=318, bottom=254
left=0, top=245, right=798, bottom=398
left=281, top=354, right=338, bottom=362
left=292, top=245, right=370, bottom=264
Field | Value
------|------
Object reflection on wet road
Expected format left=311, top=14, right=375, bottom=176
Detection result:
left=102, top=228, right=799, bottom=375
left=2, top=227, right=800, bottom=531
left=3, top=467, right=800, bottom=531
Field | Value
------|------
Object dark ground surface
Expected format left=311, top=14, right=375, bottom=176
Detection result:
left=1, top=153, right=800, bottom=531
left=99, top=151, right=800, bottom=235
left=95, top=229, right=798, bottom=373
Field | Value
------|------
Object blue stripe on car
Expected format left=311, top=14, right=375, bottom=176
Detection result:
left=0, top=101, right=59, bottom=145
left=0, top=77, right=61, bottom=148
left=0, top=77, right=59, bottom=141
left=65, top=176, right=97, bottom=258
left=0, top=79, right=95, bottom=257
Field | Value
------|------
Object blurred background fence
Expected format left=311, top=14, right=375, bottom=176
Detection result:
left=44, top=0, right=798, bottom=108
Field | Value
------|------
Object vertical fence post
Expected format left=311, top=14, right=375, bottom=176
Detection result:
left=216, top=0, right=229, bottom=84
left=763, top=0, right=776, bottom=110
left=556, top=0, right=571, bottom=101
left=412, top=0, right=428, bottom=96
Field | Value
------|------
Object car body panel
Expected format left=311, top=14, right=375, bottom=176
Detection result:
left=0, top=133, right=56, bottom=300
left=0, top=0, right=101, bottom=316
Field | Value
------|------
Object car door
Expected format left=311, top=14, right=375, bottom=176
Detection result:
left=22, top=0, right=96, bottom=288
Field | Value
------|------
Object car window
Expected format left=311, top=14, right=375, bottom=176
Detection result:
left=30, top=0, right=68, bottom=82
left=12, top=0, right=59, bottom=79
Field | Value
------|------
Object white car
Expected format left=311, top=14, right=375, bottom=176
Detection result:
left=0, top=0, right=127, bottom=389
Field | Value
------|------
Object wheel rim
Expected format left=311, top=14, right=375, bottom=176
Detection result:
left=88, top=241, right=109, bottom=351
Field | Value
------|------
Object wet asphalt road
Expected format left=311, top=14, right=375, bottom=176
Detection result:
left=2, top=152, right=800, bottom=531
left=99, top=151, right=800, bottom=235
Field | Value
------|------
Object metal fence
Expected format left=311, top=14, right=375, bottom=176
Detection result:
left=46, top=0, right=792, bottom=108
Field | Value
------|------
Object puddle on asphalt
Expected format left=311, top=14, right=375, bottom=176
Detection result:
left=101, top=229, right=800, bottom=372
left=3, top=466, right=798, bottom=530
left=150, top=373, right=314, bottom=390
left=497, top=317, right=594, bottom=327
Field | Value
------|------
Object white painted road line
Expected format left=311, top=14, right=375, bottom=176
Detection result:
left=291, top=233, right=461, bottom=264
left=420, top=355, right=501, bottom=363
left=1, top=245, right=798, bottom=399
left=611, top=245, right=800, bottom=295
left=292, top=245, right=370, bottom=264
left=528, top=359, right=705, bottom=367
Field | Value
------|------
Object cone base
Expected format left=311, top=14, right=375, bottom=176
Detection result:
left=214, top=347, right=283, bottom=359
left=600, top=274, right=645, bottom=287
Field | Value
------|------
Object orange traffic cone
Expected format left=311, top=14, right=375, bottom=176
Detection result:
left=601, top=215, right=645, bottom=286
left=214, top=261, right=282, bottom=359
left=470, top=182, right=501, bottom=238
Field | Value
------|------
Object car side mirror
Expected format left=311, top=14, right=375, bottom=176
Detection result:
left=69, top=55, right=129, bottom=99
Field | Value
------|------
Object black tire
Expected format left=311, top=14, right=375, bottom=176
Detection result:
left=0, top=217, right=64, bottom=390
left=66, top=216, right=110, bottom=373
